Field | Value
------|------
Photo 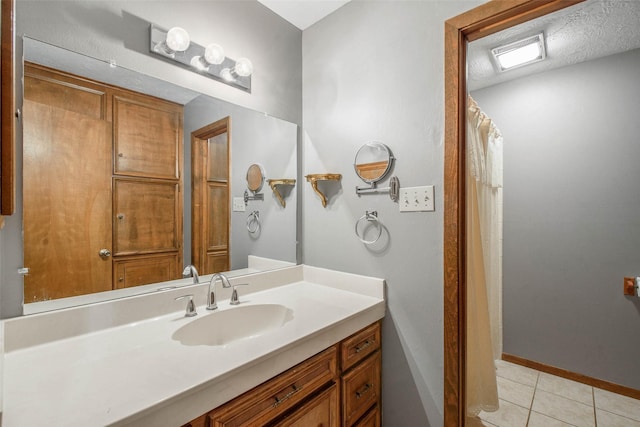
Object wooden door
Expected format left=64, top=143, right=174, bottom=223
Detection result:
left=23, top=100, right=112, bottom=302
left=192, top=118, right=230, bottom=275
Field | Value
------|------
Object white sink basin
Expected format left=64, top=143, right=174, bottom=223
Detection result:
left=172, top=304, right=294, bottom=346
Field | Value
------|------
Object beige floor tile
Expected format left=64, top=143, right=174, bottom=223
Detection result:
left=479, top=399, right=529, bottom=427
left=531, top=389, right=595, bottom=427
left=467, top=416, right=499, bottom=427
left=528, top=411, right=579, bottom=427
left=594, top=388, right=640, bottom=421
left=497, top=375, right=535, bottom=408
left=536, top=372, right=593, bottom=406
left=495, top=360, right=539, bottom=387
left=597, top=408, right=640, bottom=427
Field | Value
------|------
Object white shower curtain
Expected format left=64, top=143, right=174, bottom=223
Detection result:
left=466, top=95, right=503, bottom=416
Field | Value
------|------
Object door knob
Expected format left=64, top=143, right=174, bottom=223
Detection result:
left=99, top=249, right=111, bottom=258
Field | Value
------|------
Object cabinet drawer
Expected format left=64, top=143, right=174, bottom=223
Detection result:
left=113, top=253, right=179, bottom=289
left=342, top=352, right=381, bottom=426
left=209, top=346, right=338, bottom=426
left=272, top=383, right=339, bottom=427
left=353, top=405, right=381, bottom=427
left=340, top=322, right=381, bottom=371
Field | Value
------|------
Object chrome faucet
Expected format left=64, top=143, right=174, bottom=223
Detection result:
left=207, top=273, right=231, bottom=310
left=182, top=265, right=200, bottom=285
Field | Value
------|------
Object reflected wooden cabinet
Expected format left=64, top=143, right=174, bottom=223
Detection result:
left=23, top=63, right=183, bottom=301
left=113, top=178, right=181, bottom=255
left=113, top=92, right=181, bottom=180
left=182, top=321, right=382, bottom=427
left=113, top=253, right=179, bottom=289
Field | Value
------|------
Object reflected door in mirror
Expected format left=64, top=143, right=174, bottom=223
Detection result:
left=23, top=63, right=184, bottom=302
left=23, top=100, right=112, bottom=302
left=192, top=117, right=230, bottom=275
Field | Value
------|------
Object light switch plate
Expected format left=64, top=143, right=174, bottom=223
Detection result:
left=399, top=185, right=435, bottom=212
left=233, top=197, right=246, bottom=212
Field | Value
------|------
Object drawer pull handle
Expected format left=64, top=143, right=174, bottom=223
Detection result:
left=272, top=384, right=299, bottom=408
left=355, top=339, right=373, bottom=353
left=355, top=383, right=372, bottom=399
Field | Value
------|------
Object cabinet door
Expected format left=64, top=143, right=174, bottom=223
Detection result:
left=273, top=384, right=339, bottom=427
left=113, top=93, right=182, bottom=179
left=114, top=254, right=179, bottom=289
left=113, top=178, right=181, bottom=255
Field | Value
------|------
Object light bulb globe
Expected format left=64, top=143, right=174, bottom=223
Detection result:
left=235, top=58, right=253, bottom=77
left=190, top=56, right=208, bottom=71
left=204, top=44, right=225, bottom=65
left=220, top=68, right=234, bottom=82
left=166, top=27, right=190, bottom=52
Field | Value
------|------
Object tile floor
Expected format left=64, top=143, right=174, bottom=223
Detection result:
left=469, top=359, right=640, bottom=427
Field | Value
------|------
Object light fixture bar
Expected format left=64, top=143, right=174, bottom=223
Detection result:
left=491, top=33, right=546, bottom=72
left=149, top=24, right=252, bottom=92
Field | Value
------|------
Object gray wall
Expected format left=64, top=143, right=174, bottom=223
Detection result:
left=472, top=48, right=640, bottom=389
left=2, top=0, right=302, bottom=317
left=302, top=1, right=482, bottom=425
left=183, top=95, right=298, bottom=269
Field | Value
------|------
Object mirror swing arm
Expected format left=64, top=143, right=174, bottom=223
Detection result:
left=243, top=189, right=264, bottom=203
left=355, top=176, right=400, bottom=202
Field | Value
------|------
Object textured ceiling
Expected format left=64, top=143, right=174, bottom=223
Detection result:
left=468, top=0, right=640, bottom=91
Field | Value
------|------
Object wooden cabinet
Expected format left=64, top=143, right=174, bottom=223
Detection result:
left=208, top=346, right=338, bottom=426
left=113, top=93, right=181, bottom=180
left=23, top=63, right=183, bottom=301
left=340, top=322, right=382, bottom=427
left=183, top=321, right=382, bottom=427
left=113, top=178, right=181, bottom=255
left=273, top=383, right=339, bottom=427
left=113, top=253, right=179, bottom=289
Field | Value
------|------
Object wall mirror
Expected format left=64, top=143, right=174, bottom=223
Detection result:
left=246, top=163, right=266, bottom=193
left=444, top=0, right=640, bottom=425
left=353, top=142, right=394, bottom=184
left=13, top=37, right=298, bottom=315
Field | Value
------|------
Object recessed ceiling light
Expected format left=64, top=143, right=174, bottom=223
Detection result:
left=491, top=33, right=546, bottom=72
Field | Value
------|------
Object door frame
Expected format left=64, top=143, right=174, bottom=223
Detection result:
left=442, top=1, right=584, bottom=425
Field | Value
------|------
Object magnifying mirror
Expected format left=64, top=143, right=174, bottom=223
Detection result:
left=246, top=163, right=266, bottom=193
left=354, top=142, right=394, bottom=184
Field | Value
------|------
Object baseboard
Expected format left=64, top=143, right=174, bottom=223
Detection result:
left=502, top=353, right=640, bottom=400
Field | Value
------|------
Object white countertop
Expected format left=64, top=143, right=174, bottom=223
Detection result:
left=2, top=265, right=385, bottom=426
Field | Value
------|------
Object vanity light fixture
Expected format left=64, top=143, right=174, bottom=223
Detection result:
left=150, top=24, right=253, bottom=92
left=491, top=33, right=546, bottom=72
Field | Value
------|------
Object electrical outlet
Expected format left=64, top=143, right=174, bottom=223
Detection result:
left=399, top=185, right=435, bottom=212
left=233, top=197, right=246, bottom=212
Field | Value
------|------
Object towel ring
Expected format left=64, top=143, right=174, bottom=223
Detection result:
left=246, top=210, right=261, bottom=234
left=355, top=210, right=382, bottom=245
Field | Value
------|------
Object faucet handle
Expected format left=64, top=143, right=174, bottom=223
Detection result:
left=230, top=283, right=249, bottom=306
left=175, top=294, right=197, bottom=317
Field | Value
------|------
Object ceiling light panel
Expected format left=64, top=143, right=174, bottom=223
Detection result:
left=491, top=33, right=546, bottom=72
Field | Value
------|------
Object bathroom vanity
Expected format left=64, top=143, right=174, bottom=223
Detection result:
left=2, top=265, right=385, bottom=426
left=184, top=322, right=381, bottom=427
